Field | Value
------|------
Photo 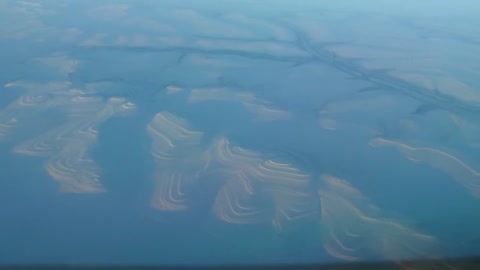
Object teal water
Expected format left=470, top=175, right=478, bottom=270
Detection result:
left=1, top=0, right=480, bottom=266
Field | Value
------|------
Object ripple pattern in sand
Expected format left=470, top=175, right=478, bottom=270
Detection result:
left=318, top=174, right=436, bottom=262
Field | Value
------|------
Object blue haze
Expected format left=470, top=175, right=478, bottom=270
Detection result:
left=1, top=0, right=480, bottom=266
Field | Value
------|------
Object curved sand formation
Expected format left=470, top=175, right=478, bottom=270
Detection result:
left=209, top=137, right=317, bottom=230
left=319, top=174, right=436, bottom=262
left=213, top=171, right=268, bottom=224
left=0, top=79, right=136, bottom=193
left=23, top=96, right=135, bottom=193
left=46, top=145, right=103, bottom=193
left=205, top=137, right=263, bottom=169
left=0, top=93, right=53, bottom=140
left=13, top=128, right=64, bottom=156
left=370, top=138, right=480, bottom=197
left=146, top=122, right=317, bottom=229
left=147, top=112, right=205, bottom=211
left=147, top=111, right=203, bottom=161
left=151, top=170, right=196, bottom=211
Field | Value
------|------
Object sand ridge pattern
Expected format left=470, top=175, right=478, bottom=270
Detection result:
left=370, top=137, right=480, bottom=197
left=0, top=81, right=136, bottom=193
left=147, top=118, right=317, bottom=230
left=207, top=137, right=318, bottom=231
left=318, top=174, right=437, bottom=262
left=0, top=83, right=57, bottom=141
left=147, top=111, right=205, bottom=211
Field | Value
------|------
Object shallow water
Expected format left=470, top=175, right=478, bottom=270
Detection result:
left=1, top=0, right=480, bottom=266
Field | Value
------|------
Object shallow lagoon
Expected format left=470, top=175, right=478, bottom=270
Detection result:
left=1, top=0, right=480, bottom=266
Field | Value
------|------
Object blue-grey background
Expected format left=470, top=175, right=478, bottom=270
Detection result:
left=1, top=0, right=480, bottom=266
